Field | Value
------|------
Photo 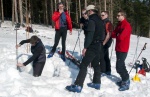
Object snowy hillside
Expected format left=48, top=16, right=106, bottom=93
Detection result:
left=0, top=21, right=150, bottom=97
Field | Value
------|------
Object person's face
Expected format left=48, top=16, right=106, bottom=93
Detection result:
left=82, top=11, right=88, bottom=19
left=117, top=12, right=125, bottom=21
left=58, top=4, right=64, bottom=10
left=101, top=12, right=108, bottom=20
left=87, top=10, right=92, bottom=16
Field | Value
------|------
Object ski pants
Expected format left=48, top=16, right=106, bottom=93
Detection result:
left=74, top=43, right=102, bottom=87
left=100, top=46, right=111, bottom=73
left=33, top=62, right=45, bottom=77
left=116, top=52, right=129, bottom=81
left=51, top=27, right=67, bottom=55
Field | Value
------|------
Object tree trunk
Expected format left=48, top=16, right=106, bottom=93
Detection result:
left=1, top=0, right=4, bottom=22
left=94, top=0, right=96, bottom=5
left=84, top=0, right=87, bottom=8
left=104, top=0, right=106, bottom=11
left=99, top=0, right=101, bottom=15
left=76, top=0, right=78, bottom=24
left=68, top=0, right=71, bottom=15
left=12, top=0, right=15, bottom=25
left=110, top=0, right=113, bottom=23
left=19, top=0, right=23, bottom=25
left=149, top=21, right=150, bottom=38
left=66, top=0, right=68, bottom=10
left=66, top=0, right=71, bottom=15
left=43, top=0, right=46, bottom=25
left=45, top=0, right=48, bottom=26
left=14, top=0, right=18, bottom=23
left=51, top=0, right=54, bottom=28
left=54, top=0, right=57, bottom=10
left=66, top=0, right=70, bottom=15
left=79, top=0, right=81, bottom=18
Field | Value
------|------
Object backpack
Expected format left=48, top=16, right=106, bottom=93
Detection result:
left=26, top=26, right=33, bottom=33
left=141, top=58, right=150, bottom=72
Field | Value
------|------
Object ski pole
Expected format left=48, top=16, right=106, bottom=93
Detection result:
left=130, top=36, right=140, bottom=66
left=129, top=43, right=147, bottom=74
left=16, top=27, right=21, bottom=72
left=68, top=29, right=82, bottom=66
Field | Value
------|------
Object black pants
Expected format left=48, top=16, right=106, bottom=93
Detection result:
left=51, top=27, right=67, bottom=55
left=74, top=43, right=102, bottom=87
left=100, top=47, right=111, bottom=73
left=33, top=62, right=45, bottom=77
left=116, top=52, right=129, bottom=81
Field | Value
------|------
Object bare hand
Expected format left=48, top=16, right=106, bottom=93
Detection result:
left=17, top=63, right=24, bottom=67
left=103, top=42, right=105, bottom=46
left=16, top=44, right=21, bottom=49
left=82, top=48, right=87, bottom=56
left=80, top=24, right=83, bottom=29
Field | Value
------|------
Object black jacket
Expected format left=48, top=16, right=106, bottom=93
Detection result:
left=19, top=38, right=46, bottom=66
left=80, top=17, right=89, bottom=34
left=84, top=14, right=105, bottom=49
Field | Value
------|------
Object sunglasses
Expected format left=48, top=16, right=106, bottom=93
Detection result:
left=59, top=5, right=64, bottom=7
left=101, top=14, right=105, bottom=16
left=82, top=13, right=87, bottom=15
left=117, top=15, right=121, bottom=17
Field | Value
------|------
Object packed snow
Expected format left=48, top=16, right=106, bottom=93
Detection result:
left=0, top=21, right=150, bottom=97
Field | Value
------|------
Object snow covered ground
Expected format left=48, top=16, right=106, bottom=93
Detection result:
left=0, top=21, right=150, bottom=97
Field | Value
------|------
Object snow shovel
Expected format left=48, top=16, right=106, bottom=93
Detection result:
left=132, top=60, right=141, bottom=82
left=132, top=73, right=141, bottom=82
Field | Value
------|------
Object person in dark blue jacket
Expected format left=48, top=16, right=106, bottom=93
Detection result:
left=16, top=35, right=46, bottom=77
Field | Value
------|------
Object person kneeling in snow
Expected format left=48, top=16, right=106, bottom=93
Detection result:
left=16, top=35, right=46, bottom=77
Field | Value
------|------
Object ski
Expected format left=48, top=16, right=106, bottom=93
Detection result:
left=66, top=51, right=81, bottom=68
left=58, top=51, right=81, bottom=68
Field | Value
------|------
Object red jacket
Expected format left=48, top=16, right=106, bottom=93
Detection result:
left=52, top=11, right=72, bottom=32
left=112, top=19, right=132, bottom=52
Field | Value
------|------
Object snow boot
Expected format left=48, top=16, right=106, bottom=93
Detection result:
left=47, top=52, right=54, bottom=58
left=105, top=71, right=111, bottom=75
left=116, top=81, right=122, bottom=87
left=66, top=85, right=82, bottom=93
left=61, top=55, right=66, bottom=61
left=118, top=79, right=130, bottom=91
left=87, top=83, right=101, bottom=90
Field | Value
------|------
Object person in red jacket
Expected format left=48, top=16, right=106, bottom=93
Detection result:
left=47, top=2, right=72, bottom=61
left=112, top=11, right=132, bottom=91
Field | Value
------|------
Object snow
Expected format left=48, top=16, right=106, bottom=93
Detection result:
left=0, top=21, right=150, bottom=97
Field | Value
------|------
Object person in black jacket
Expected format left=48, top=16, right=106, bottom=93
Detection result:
left=66, top=5, right=105, bottom=93
left=100, top=11, right=113, bottom=75
left=80, top=9, right=89, bottom=37
left=16, top=35, right=46, bottom=77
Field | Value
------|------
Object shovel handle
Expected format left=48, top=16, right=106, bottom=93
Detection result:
left=142, top=43, right=147, bottom=50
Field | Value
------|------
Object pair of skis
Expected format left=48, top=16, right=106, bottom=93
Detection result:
left=58, top=51, right=81, bottom=68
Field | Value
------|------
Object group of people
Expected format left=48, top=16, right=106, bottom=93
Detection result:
left=16, top=2, right=132, bottom=93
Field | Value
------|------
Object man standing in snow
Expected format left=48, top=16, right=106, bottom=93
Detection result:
left=66, top=5, right=105, bottom=93
left=100, top=11, right=113, bottom=75
left=47, top=2, right=72, bottom=62
left=112, top=11, right=132, bottom=91
left=16, top=35, right=46, bottom=77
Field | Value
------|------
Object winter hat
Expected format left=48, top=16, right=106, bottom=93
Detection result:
left=86, top=5, right=96, bottom=11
